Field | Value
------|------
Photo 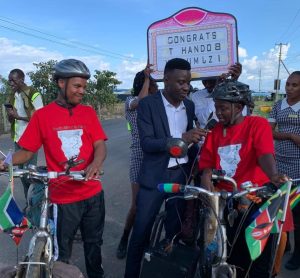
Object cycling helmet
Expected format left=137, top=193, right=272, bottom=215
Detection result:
left=53, top=59, right=91, bottom=81
left=209, top=80, right=252, bottom=106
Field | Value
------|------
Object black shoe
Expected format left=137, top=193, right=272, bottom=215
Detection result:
left=116, top=238, right=128, bottom=259
left=285, top=254, right=300, bottom=270
left=285, top=240, right=291, bottom=253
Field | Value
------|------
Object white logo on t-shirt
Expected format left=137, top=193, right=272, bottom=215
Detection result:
left=57, top=129, right=83, bottom=159
left=218, top=144, right=242, bottom=177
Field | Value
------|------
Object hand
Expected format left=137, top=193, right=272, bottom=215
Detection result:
left=290, top=134, right=300, bottom=147
left=0, top=160, right=8, bottom=171
left=84, top=161, right=102, bottom=181
left=143, top=63, right=154, bottom=78
left=228, top=62, right=242, bottom=80
left=182, top=128, right=210, bottom=144
left=246, top=193, right=262, bottom=204
left=270, top=173, right=289, bottom=187
left=6, top=107, right=20, bottom=120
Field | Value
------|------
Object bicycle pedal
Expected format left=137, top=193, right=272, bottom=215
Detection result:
left=227, top=209, right=238, bottom=227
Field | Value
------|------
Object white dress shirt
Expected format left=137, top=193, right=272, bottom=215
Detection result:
left=161, top=91, right=188, bottom=168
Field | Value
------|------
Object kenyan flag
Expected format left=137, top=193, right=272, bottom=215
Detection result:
left=245, top=183, right=288, bottom=260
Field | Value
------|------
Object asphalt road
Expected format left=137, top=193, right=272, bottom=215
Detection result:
left=0, top=118, right=299, bottom=278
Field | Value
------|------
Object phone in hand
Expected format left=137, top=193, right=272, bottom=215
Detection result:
left=4, top=103, right=13, bottom=109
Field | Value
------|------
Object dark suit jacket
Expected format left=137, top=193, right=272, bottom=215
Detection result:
left=137, top=91, right=198, bottom=189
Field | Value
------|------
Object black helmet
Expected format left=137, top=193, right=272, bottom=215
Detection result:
left=53, top=59, right=91, bottom=81
left=209, top=80, right=252, bottom=106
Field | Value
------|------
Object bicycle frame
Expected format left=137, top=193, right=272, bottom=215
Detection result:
left=160, top=178, right=266, bottom=278
left=21, top=180, right=53, bottom=276
left=8, top=165, right=92, bottom=278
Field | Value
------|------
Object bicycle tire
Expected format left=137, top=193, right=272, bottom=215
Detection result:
left=26, top=237, right=49, bottom=278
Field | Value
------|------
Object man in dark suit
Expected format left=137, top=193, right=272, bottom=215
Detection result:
left=124, top=58, right=207, bottom=277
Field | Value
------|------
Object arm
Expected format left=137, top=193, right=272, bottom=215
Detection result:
left=137, top=98, right=168, bottom=153
left=219, top=62, right=242, bottom=81
left=7, top=107, right=29, bottom=122
left=270, top=122, right=300, bottom=147
left=32, top=93, right=44, bottom=110
left=201, top=168, right=214, bottom=191
left=84, top=140, right=107, bottom=180
left=0, top=149, right=34, bottom=170
left=129, top=64, right=154, bottom=110
left=258, top=153, right=288, bottom=186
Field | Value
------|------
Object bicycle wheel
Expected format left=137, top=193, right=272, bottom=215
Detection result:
left=26, top=237, right=50, bottom=278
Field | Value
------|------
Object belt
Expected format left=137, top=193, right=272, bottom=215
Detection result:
left=167, top=163, right=188, bottom=170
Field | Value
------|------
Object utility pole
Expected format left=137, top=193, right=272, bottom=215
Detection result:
left=275, top=43, right=287, bottom=101
left=258, top=68, right=261, bottom=92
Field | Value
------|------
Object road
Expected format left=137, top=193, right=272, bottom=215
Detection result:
left=0, top=118, right=299, bottom=277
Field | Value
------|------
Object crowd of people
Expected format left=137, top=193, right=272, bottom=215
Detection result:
left=0, top=57, right=299, bottom=278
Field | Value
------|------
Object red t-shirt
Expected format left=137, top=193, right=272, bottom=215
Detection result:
left=18, top=102, right=107, bottom=204
left=199, top=116, right=293, bottom=231
left=199, top=116, right=274, bottom=191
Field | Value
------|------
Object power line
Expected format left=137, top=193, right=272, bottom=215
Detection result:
left=0, top=16, right=138, bottom=61
left=277, top=8, right=300, bottom=42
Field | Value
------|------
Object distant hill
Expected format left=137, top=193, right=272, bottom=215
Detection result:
left=114, top=88, right=131, bottom=94
left=113, top=89, right=131, bottom=101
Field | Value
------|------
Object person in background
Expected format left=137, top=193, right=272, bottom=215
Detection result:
left=1, top=59, right=107, bottom=278
left=124, top=58, right=207, bottom=277
left=199, top=80, right=292, bottom=277
left=6, top=69, right=43, bottom=202
left=116, top=64, right=158, bottom=259
left=190, top=63, right=244, bottom=128
left=269, top=71, right=300, bottom=271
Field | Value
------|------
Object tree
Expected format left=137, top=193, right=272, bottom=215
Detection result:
left=28, top=60, right=58, bottom=104
left=0, top=75, right=10, bottom=105
left=85, top=70, right=121, bottom=110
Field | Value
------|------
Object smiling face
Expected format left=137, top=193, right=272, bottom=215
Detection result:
left=8, top=72, right=24, bottom=93
left=58, top=77, right=87, bottom=105
left=214, top=100, right=243, bottom=126
left=285, top=73, right=300, bottom=104
left=163, top=69, right=191, bottom=106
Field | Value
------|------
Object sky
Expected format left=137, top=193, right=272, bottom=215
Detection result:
left=0, top=0, right=300, bottom=92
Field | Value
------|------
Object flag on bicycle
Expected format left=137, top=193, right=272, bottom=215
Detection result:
left=289, top=185, right=300, bottom=210
left=3, top=150, right=15, bottom=195
left=245, top=183, right=288, bottom=260
left=0, top=186, right=31, bottom=245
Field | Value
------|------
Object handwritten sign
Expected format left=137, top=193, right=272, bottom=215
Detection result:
left=147, top=7, right=239, bottom=80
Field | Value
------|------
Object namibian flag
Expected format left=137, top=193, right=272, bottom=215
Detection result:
left=0, top=187, right=31, bottom=245
left=245, top=183, right=288, bottom=261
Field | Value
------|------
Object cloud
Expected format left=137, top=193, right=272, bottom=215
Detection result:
left=238, top=46, right=247, bottom=58
left=0, top=36, right=140, bottom=89
left=0, top=36, right=293, bottom=92
left=0, top=37, right=63, bottom=79
left=0, top=37, right=111, bottom=83
left=239, top=44, right=291, bottom=91
left=115, top=59, right=147, bottom=88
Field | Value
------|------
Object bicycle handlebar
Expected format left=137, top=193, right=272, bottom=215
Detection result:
left=211, top=174, right=237, bottom=191
left=7, top=169, right=89, bottom=181
left=157, top=183, right=265, bottom=200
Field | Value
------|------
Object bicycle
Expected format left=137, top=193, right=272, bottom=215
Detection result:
left=157, top=173, right=276, bottom=278
left=1, top=157, right=94, bottom=278
left=140, top=138, right=283, bottom=278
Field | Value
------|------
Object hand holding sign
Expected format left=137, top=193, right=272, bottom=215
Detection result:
left=147, top=7, right=239, bottom=81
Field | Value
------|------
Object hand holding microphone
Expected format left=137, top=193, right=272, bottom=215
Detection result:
left=183, top=126, right=211, bottom=148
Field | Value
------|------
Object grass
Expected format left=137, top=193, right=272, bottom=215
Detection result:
left=253, top=100, right=274, bottom=118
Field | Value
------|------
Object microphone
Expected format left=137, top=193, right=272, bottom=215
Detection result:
left=204, top=119, right=217, bottom=130
left=157, top=183, right=185, bottom=193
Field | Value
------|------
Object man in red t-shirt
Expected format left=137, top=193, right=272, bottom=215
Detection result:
left=0, top=59, right=107, bottom=278
left=199, top=80, right=291, bottom=277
